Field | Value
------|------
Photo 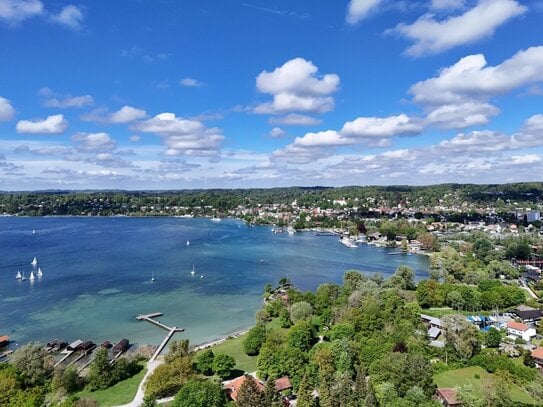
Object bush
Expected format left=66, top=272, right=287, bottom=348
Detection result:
left=172, top=378, right=227, bottom=407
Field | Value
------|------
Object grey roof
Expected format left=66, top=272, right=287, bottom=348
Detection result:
left=428, top=327, right=441, bottom=339
left=421, top=314, right=442, bottom=327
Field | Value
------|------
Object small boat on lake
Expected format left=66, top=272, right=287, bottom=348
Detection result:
left=210, top=217, right=221, bottom=222
left=186, top=240, right=190, bottom=246
left=339, top=237, right=358, bottom=248
left=15, top=270, right=22, bottom=280
left=191, top=265, right=195, bottom=276
left=37, top=267, right=43, bottom=277
left=29, top=270, right=35, bottom=281
left=31, top=257, right=38, bottom=267
left=151, top=272, right=156, bottom=282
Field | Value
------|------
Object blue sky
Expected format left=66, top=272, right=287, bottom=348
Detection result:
left=1, top=0, right=543, bottom=190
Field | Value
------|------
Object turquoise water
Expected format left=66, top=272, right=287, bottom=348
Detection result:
left=0, top=217, right=429, bottom=347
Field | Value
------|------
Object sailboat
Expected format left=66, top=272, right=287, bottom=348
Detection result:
left=15, top=270, right=22, bottom=280
left=31, top=257, right=38, bottom=267
left=186, top=240, right=190, bottom=247
left=191, top=265, right=195, bottom=276
left=29, top=270, right=35, bottom=281
left=21, top=271, right=27, bottom=281
left=151, top=272, right=156, bottom=282
left=37, top=267, right=43, bottom=277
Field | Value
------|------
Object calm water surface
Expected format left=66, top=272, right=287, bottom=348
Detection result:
left=0, top=217, right=429, bottom=347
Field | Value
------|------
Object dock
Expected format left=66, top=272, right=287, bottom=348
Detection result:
left=136, top=312, right=184, bottom=362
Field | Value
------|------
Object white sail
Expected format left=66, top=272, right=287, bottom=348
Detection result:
left=29, top=270, right=35, bottom=280
left=31, top=257, right=38, bottom=266
left=37, top=267, right=43, bottom=277
left=191, top=265, right=195, bottom=275
left=16, top=270, right=22, bottom=279
left=186, top=240, right=190, bottom=246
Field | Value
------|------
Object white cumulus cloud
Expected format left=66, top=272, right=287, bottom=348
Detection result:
left=16, top=114, right=68, bottom=134
left=0, top=0, right=43, bottom=24
left=0, top=96, right=15, bottom=121
left=341, top=114, right=423, bottom=138
left=254, top=58, right=339, bottom=115
left=511, top=154, right=541, bottom=165
left=71, top=132, right=117, bottom=153
left=393, top=0, right=527, bottom=56
left=40, top=87, right=94, bottom=108
left=269, top=127, right=286, bottom=138
left=411, top=46, right=543, bottom=106
left=269, top=113, right=322, bottom=126
left=133, top=112, right=224, bottom=157
left=50, top=4, right=83, bottom=30
left=346, top=0, right=382, bottom=25
left=82, top=105, right=147, bottom=124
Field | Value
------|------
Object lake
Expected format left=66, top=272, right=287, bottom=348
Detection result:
left=0, top=217, right=429, bottom=347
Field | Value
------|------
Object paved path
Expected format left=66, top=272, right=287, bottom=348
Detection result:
left=116, top=359, right=163, bottom=407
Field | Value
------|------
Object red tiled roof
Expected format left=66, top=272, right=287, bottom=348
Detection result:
left=274, top=376, right=292, bottom=392
left=532, top=347, right=543, bottom=360
left=0, top=335, right=9, bottom=343
left=437, top=388, right=459, bottom=405
left=224, top=375, right=264, bottom=401
left=506, top=321, right=530, bottom=331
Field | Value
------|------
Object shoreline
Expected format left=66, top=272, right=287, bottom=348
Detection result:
left=190, top=328, right=250, bottom=352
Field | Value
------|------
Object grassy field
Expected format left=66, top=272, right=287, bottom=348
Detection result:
left=75, top=366, right=146, bottom=406
left=434, top=366, right=536, bottom=405
left=195, top=318, right=283, bottom=374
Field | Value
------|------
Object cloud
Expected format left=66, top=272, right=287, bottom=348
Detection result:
left=511, top=154, right=541, bottom=165
left=254, top=58, right=339, bottom=115
left=425, top=102, right=500, bottom=129
left=14, top=144, right=73, bottom=156
left=129, top=135, right=141, bottom=142
left=410, top=46, right=543, bottom=106
left=346, top=0, right=382, bottom=25
left=269, top=127, right=286, bottom=138
left=179, top=77, right=204, bottom=87
left=293, top=130, right=351, bottom=148
left=392, top=0, right=527, bottom=56
left=0, top=0, right=43, bottom=24
left=39, top=87, right=93, bottom=108
left=438, top=130, right=510, bottom=152
left=511, top=114, right=543, bottom=148
left=16, top=114, right=68, bottom=134
left=269, top=113, right=322, bottom=126
left=82, top=105, right=147, bottom=124
left=133, top=112, right=224, bottom=157
left=431, top=0, right=466, bottom=10
left=72, top=132, right=117, bottom=153
left=0, top=96, right=15, bottom=121
left=341, top=114, right=423, bottom=138
left=50, top=4, right=83, bottom=30
left=242, top=3, right=310, bottom=20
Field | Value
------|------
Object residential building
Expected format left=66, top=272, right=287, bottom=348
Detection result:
left=436, top=388, right=461, bottom=406
left=506, top=321, right=536, bottom=342
left=531, top=347, right=543, bottom=369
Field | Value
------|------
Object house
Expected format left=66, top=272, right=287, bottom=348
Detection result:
left=531, top=347, right=543, bottom=369
left=436, top=388, right=461, bottom=406
left=223, top=374, right=265, bottom=401
left=67, top=339, right=83, bottom=351
left=506, top=321, right=536, bottom=342
left=513, top=306, right=543, bottom=324
left=274, top=376, right=292, bottom=393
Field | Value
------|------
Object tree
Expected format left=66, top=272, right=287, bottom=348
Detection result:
left=196, top=349, right=215, bottom=375
left=165, top=339, right=190, bottom=363
left=236, top=375, right=265, bottom=407
left=296, top=373, right=315, bottom=407
left=485, top=327, right=502, bottom=348
left=0, top=365, right=21, bottom=406
left=263, top=377, right=282, bottom=407
left=212, top=353, right=236, bottom=380
left=141, top=394, right=157, bottom=407
left=243, top=324, right=267, bottom=356
left=442, top=314, right=480, bottom=361
left=290, top=301, right=313, bottom=324
left=10, top=342, right=54, bottom=387
left=145, top=356, right=194, bottom=398
left=86, top=348, right=113, bottom=391
left=52, top=365, right=81, bottom=394
left=172, top=378, right=226, bottom=407
left=287, top=320, right=314, bottom=352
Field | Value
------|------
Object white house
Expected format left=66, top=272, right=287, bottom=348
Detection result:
left=506, top=321, right=536, bottom=342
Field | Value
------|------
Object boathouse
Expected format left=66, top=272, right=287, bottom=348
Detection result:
left=113, top=338, right=129, bottom=354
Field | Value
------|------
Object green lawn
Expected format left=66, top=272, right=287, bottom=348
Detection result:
left=75, top=366, right=146, bottom=406
left=198, top=332, right=257, bottom=374
left=196, top=319, right=283, bottom=374
left=434, top=366, right=536, bottom=405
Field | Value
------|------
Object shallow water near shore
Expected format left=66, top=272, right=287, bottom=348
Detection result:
left=0, top=217, right=429, bottom=347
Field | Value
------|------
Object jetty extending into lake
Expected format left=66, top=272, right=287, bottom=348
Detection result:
left=135, top=313, right=184, bottom=362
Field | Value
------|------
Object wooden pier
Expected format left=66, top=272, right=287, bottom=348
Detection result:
left=135, top=312, right=185, bottom=362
